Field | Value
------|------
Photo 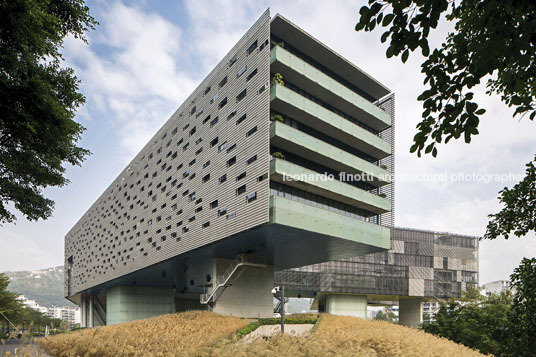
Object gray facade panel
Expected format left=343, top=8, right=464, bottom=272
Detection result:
left=65, top=11, right=272, bottom=297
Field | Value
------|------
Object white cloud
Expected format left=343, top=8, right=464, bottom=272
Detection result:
left=63, top=1, right=199, bottom=161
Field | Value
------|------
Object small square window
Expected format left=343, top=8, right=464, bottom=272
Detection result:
left=202, top=221, right=210, bottom=228
left=236, top=89, right=247, bottom=102
left=218, top=141, right=227, bottom=152
left=258, top=173, right=268, bottom=182
left=203, top=160, right=210, bottom=168
left=218, top=76, right=227, bottom=89
left=189, top=216, right=195, bottom=223
left=218, top=207, right=227, bottom=216
left=246, top=126, right=257, bottom=137
left=236, top=172, right=246, bottom=181
left=219, top=97, right=228, bottom=109
left=210, top=200, right=218, bottom=209
left=227, top=143, right=236, bottom=153
left=246, top=192, right=257, bottom=203
left=229, top=56, right=237, bottom=67
left=258, top=85, right=266, bottom=94
left=227, top=212, right=237, bottom=220
left=210, top=117, right=219, bottom=127
left=204, top=86, right=211, bottom=95
left=227, top=156, right=236, bottom=167
left=182, top=225, right=189, bottom=233
left=202, top=174, right=210, bottom=183
left=227, top=109, right=237, bottom=120
left=246, top=68, right=258, bottom=81
left=236, top=114, right=247, bottom=125
left=247, top=40, right=258, bottom=55
left=246, top=155, right=257, bottom=165
left=237, top=65, right=247, bottom=78
left=236, top=184, right=246, bottom=195
left=219, top=174, right=227, bottom=184
left=203, top=115, right=211, bottom=124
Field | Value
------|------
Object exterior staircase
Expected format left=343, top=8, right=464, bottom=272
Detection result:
left=200, top=253, right=266, bottom=305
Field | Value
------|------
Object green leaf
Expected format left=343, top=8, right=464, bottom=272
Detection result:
left=381, top=31, right=389, bottom=43
left=382, top=13, right=395, bottom=26
left=386, top=46, right=394, bottom=58
left=475, top=108, right=486, bottom=115
left=401, top=49, right=409, bottom=63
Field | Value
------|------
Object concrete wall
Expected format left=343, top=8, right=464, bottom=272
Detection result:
left=212, top=258, right=274, bottom=318
left=106, top=286, right=175, bottom=325
left=325, top=294, right=367, bottom=319
left=399, top=297, right=423, bottom=328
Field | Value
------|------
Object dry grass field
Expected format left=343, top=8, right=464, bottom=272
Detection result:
left=35, top=311, right=485, bottom=357
left=37, top=311, right=248, bottom=356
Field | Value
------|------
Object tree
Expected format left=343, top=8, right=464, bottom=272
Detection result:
left=422, top=288, right=512, bottom=356
left=355, top=0, right=536, bottom=240
left=374, top=310, right=397, bottom=323
left=503, top=258, right=536, bottom=357
left=0, top=0, right=97, bottom=224
left=0, top=273, right=23, bottom=327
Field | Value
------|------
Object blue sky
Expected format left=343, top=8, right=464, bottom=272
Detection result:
left=1, top=0, right=534, bottom=285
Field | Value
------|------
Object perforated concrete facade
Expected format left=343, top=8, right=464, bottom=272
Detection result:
left=65, top=11, right=272, bottom=297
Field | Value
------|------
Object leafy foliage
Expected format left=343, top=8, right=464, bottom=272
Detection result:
left=356, top=0, right=535, bottom=158
left=485, top=157, right=536, bottom=239
left=374, top=310, right=398, bottom=323
left=356, top=0, right=536, bottom=241
left=504, top=258, right=536, bottom=356
left=422, top=287, right=511, bottom=355
left=0, top=0, right=97, bottom=223
left=0, top=273, right=21, bottom=321
left=271, top=72, right=285, bottom=86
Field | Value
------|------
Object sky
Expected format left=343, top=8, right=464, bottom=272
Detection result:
left=1, top=0, right=534, bottom=285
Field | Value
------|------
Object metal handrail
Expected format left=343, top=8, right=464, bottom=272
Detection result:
left=201, top=254, right=266, bottom=304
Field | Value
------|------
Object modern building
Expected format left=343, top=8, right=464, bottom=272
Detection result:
left=17, top=295, right=81, bottom=325
left=276, top=227, right=479, bottom=326
left=65, top=10, right=395, bottom=327
left=482, top=280, right=511, bottom=296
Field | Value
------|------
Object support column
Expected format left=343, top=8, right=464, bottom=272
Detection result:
left=80, top=294, right=86, bottom=327
left=106, top=286, right=174, bottom=325
left=88, top=294, right=94, bottom=328
left=211, top=258, right=274, bottom=318
left=324, top=294, right=367, bottom=318
left=399, top=297, right=423, bottom=328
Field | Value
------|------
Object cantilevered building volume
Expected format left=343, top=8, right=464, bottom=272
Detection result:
left=65, top=10, right=394, bottom=326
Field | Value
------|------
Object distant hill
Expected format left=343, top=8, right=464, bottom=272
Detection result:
left=2, top=266, right=74, bottom=307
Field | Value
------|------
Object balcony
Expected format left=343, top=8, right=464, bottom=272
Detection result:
left=270, top=46, right=391, bottom=131
left=270, top=158, right=390, bottom=215
left=270, top=84, right=391, bottom=160
left=270, top=121, right=391, bottom=187
left=269, top=195, right=391, bottom=258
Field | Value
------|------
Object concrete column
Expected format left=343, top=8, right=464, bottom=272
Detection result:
left=399, top=297, right=423, bottom=328
left=324, top=294, right=367, bottom=318
left=106, top=286, right=175, bottom=325
left=80, top=294, right=86, bottom=327
left=88, top=294, right=94, bottom=328
left=211, top=258, right=274, bottom=318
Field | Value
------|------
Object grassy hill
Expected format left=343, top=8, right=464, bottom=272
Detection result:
left=38, top=311, right=484, bottom=356
left=3, top=266, right=74, bottom=307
